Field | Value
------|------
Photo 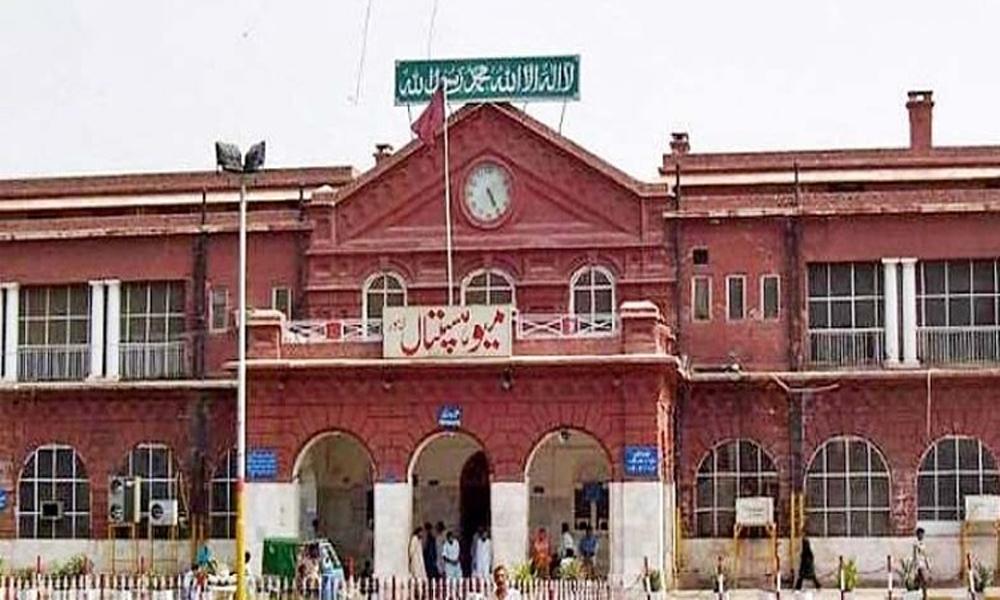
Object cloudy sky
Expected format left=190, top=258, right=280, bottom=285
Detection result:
left=1, top=0, right=997, bottom=180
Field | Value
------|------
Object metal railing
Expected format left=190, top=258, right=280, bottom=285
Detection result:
left=807, top=328, right=883, bottom=368
left=120, top=341, right=189, bottom=379
left=17, top=344, right=90, bottom=381
left=918, top=326, right=1000, bottom=365
left=284, top=313, right=619, bottom=344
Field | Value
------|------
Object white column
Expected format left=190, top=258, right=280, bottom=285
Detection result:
left=881, top=259, right=900, bottom=365
left=491, top=481, right=528, bottom=570
left=609, top=481, right=666, bottom=585
left=374, top=482, right=412, bottom=578
left=105, top=280, right=121, bottom=380
left=245, top=482, right=300, bottom=574
left=2, top=283, right=18, bottom=382
left=900, top=258, right=919, bottom=366
left=88, top=281, right=106, bottom=379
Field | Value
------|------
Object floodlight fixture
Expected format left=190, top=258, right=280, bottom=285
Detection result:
left=215, top=141, right=244, bottom=173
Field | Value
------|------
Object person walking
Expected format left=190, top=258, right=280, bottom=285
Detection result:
left=530, top=528, right=551, bottom=577
left=442, top=531, right=462, bottom=579
left=472, top=527, right=493, bottom=579
left=408, top=527, right=427, bottom=580
left=559, top=523, right=575, bottom=559
left=579, top=525, right=599, bottom=578
left=422, top=521, right=440, bottom=579
left=913, top=527, right=931, bottom=591
left=794, top=538, right=821, bottom=590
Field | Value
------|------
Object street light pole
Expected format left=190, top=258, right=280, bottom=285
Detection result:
left=215, top=141, right=265, bottom=600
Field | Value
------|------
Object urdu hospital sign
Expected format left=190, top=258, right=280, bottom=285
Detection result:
left=395, top=55, right=580, bottom=105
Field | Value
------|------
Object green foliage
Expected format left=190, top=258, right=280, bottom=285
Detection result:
left=557, top=559, right=583, bottom=581
left=511, top=561, right=535, bottom=587
left=973, top=560, right=993, bottom=593
left=841, top=558, right=859, bottom=591
left=50, top=554, right=90, bottom=577
left=645, top=569, right=663, bottom=592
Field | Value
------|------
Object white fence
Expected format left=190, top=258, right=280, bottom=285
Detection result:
left=120, top=342, right=188, bottom=380
left=918, top=326, right=1000, bottom=365
left=807, top=329, right=883, bottom=368
left=0, top=576, right=616, bottom=600
left=17, top=345, right=90, bottom=381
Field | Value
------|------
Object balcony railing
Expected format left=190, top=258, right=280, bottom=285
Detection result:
left=807, top=328, right=883, bottom=368
left=17, top=344, right=90, bottom=381
left=918, top=326, right=1000, bottom=365
left=120, top=341, right=188, bottom=379
left=283, top=313, right=619, bottom=345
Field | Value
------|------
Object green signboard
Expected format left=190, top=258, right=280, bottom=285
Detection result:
left=395, top=55, right=580, bottom=105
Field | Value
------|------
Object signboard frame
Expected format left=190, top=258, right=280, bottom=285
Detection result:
left=623, top=445, right=659, bottom=478
left=437, top=405, right=462, bottom=429
left=735, top=496, right=775, bottom=527
left=382, top=305, right=513, bottom=360
left=395, top=55, right=581, bottom=105
left=247, top=448, right=279, bottom=482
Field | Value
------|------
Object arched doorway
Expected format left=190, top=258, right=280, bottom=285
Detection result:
left=294, top=432, right=375, bottom=572
left=410, top=432, right=491, bottom=576
left=525, top=429, right=612, bottom=577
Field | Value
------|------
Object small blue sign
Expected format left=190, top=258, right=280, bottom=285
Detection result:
left=247, top=449, right=279, bottom=481
left=624, top=445, right=659, bottom=477
left=437, top=405, right=462, bottom=429
left=0, top=489, right=7, bottom=511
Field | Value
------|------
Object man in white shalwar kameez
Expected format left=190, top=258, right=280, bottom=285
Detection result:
left=442, top=531, right=463, bottom=579
left=472, top=527, right=493, bottom=579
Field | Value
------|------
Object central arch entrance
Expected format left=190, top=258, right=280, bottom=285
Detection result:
left=410, top=432, right=491, bottom=576
left=294, top=432, right=375, bottom=573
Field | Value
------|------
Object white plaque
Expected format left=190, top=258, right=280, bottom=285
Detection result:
left=736, top=497, right=774, bottom=526
left=383, top=305, right=513, bottom=359
left=965, top=495, right=1000, bottom=522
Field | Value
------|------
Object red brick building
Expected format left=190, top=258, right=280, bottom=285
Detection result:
left=1, top=91, right=999, bottom=586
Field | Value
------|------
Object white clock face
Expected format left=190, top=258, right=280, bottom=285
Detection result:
left=463, top=162, right=512, bottom=225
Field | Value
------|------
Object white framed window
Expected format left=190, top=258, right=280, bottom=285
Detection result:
left=462, top=269, right=514, bottom=306
left=209, top=450, right=237, bottom=539
left=726, top=275, right=746, bottom=321
left=695, top=439, right=778, bottom=537
left=271, top=286, right=292, bottom=319
left=761, top=275, right=780, bottom=320
left=18, top=285, right=90, bottom=381
left=570, top=265, right=615, bottom=333
left=692, top=276, right=711, bottom=322
left=807, top=263, right=883, bottom=331
left=116, top=443, right=184, bottom=539
left=17, top=444, right=90, bottom=539
left=918, top=260, right=1000, bottom=328
left=209, top=287, right=229, bottom=333
left=805, top=436, right=891, bottom=537
left=363, top=272, right=406, bottom=336
left=917, top=436, right=999, bottom=524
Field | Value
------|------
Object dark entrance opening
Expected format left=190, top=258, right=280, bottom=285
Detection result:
left=459, top=450, right=491, bottom=576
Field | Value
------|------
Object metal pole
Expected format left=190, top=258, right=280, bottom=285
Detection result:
left=235, top=176, right=248, bottom=600
left=442, top=87, right=454, bottom=305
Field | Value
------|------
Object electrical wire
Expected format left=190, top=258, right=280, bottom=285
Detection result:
left=426, top=0, right=440, bottom=58
left=351, top=0, right=375, bottom=105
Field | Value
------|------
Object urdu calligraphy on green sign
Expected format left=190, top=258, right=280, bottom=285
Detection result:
left=395, top=55, right=580, bottom=105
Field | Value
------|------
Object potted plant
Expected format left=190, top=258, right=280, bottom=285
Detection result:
left=512, top=561, right=535, bottom=588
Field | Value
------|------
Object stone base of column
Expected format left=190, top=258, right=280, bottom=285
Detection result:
left=491, top=481, right=528, bottom=570
left=610, top=481, right=669, bottom=585
left=374, top=482, right=412, bottom=578
left=245, top=482, right=300, bottom=573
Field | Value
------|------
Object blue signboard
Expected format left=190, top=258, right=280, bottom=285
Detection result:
left=0, top=489, right=7, bottom=511
left=247, top=449, right=279, bottom=481
left=438, top=405, right=462, bottom=429
left=624, top=445, right=659, bottom=477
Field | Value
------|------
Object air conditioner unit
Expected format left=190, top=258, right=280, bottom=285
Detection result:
left=108, top=476, right=142, bottom=525
left=40, top=500, right=63, bottom=520
left=149, top=499, right=178, bottom=527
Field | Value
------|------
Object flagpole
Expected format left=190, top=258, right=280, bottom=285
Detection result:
left=442, top=85, right=454, bottom=305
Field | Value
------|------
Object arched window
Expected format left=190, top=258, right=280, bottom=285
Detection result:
left=116, top=443, right=185, bottom=538
left=462, top=269, right=514, bottom=306
left=695, top=439, right=778, bottom=537
left=805, top=436, right=891, bottom=537
left=570, top=266, right=616, bottom=333
left=209, top=450, right=237, bottom=538
left=918, top=436, right=1000, bottom=522
left=363, top=272, right=406, bottom=336
left=17, top=444, right=90, bottom=539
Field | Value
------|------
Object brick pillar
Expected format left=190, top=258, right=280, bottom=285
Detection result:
left=247, top=309, right=284, bottom=359
left=620, top=300, right=672, bottom=354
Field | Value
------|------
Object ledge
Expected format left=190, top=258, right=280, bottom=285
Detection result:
left=0, top=378, right=237, bottom=392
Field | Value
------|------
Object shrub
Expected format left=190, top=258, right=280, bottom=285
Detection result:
left=511, top=561, right=535, bottom=587
left=973, top=560, right=993, bottom=593
left=841, top=558, right=859, bottom=591
left=645, top=569, right=663, bottom=592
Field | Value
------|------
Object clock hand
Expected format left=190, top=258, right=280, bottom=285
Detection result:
left=486, top=188, right=500, bottom=212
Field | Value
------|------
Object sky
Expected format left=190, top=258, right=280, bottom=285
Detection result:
left=1, top=0, right=998, bottom=181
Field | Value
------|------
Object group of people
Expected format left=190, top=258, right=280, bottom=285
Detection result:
left=408, top=522, right=493, bottom=580
left=530, top=523, right=600, bottom=579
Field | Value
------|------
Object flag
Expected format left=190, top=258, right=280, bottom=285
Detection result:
left=411, top=85, right=445, bottom=147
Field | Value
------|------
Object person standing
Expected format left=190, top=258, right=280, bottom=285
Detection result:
left=422, top=521, right=440, bottom=579
left=559, top=523, right=575, bottom=560
left=794, top=538, right=821, bottom=590
left=409, top=527, right=427, bottom=580
left=913, top=527, right=931, bottom=591
left=442, top=531, right=462, bottom=579
left=435, top=522, right=447, bottom=578
left=530, top=528, right=551, bottom=577
left=492, top=565, right=522, bottom=600
left=472, top=527, right=493, bottom=579
left=579, top=525, right=599, bottom=578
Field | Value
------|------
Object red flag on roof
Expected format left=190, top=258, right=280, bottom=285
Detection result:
left=410, top=85, right=445, bottom=147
